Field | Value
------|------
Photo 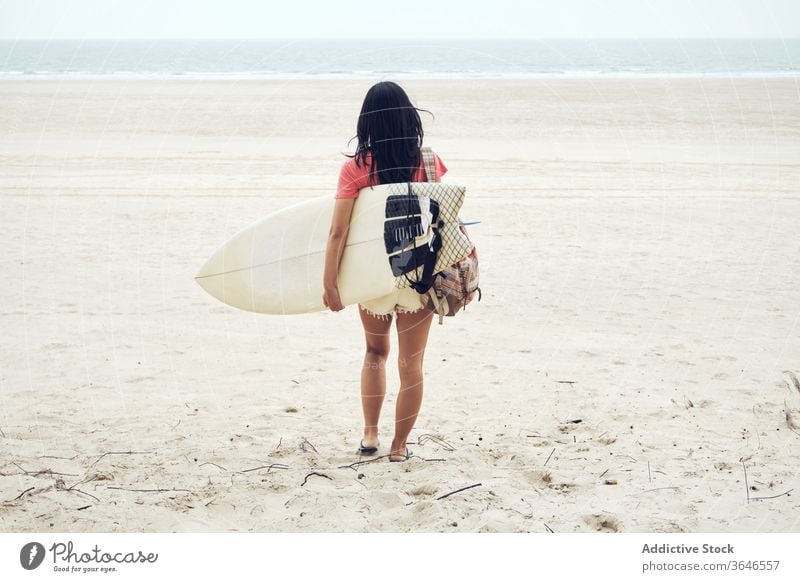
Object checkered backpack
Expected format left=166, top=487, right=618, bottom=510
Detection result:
left=418, top=147, right=482, bottom=325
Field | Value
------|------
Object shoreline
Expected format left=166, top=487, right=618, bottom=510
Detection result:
left=2, top=72, right=800, bottom=81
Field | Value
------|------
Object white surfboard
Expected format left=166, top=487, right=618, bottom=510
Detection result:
left=194, top=181, right=472, bottom=315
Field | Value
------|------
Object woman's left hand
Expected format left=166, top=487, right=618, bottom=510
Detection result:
left=323, top=285, right=345, bottom=312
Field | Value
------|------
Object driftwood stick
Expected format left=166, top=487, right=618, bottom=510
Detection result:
left=239, top=463, right=288, bottom=474
left=301, top=472, right=332, bottom=487
left=66, top=488, right=101, bottom=502
left=299, top=438, right=318, bottom=454
left=544, top=447, right=556, bottom=466
left=7, top=461, right=78, bottom=477
left=416, top=434, right=456, bottom=451
left=751, top=488, right=793, bottom=501
left=90, top=451, right=149, bottom=467
left=339, top=455, right=391, bottom=470
left=436, top=482, right=482, bottom=500
left=107, top=487, right=191, bottom=493
left=66, top=478, right=89, bottom=491
left=742, top=460, right=750, bottom=504
left=8, top=486, right=35, bottom=502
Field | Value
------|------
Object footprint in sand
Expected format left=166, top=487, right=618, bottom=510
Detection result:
left=584, top=513, right=621, bottom=532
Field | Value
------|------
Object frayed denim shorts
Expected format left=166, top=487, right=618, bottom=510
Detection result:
left=358, top=286, right=428, bottom=320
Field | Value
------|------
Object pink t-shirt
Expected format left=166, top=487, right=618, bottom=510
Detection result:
left=335, top=150, right=448, bottom=199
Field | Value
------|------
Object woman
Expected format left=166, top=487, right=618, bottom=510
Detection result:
left=322, top=81, right=448, bottom=462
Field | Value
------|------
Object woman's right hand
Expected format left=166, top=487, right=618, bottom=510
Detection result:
left=323, top=285, right=345, bottom=312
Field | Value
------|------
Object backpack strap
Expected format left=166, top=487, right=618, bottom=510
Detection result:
left=426, top=288, right=447, bottom=325
left=420, top=146, right=437, bottom=182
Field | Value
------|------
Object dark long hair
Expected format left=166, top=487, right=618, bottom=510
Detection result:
left=346, top=81, right=433, bottom=186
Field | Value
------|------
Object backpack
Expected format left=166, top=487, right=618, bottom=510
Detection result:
left=408, top=147, right=482, bottom=325
left=424, top=224, right=481, bottom=324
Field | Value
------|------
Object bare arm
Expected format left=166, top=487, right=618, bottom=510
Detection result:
left=322, top=196, right=356, bottom=311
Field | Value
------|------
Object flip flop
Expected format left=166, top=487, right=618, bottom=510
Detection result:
left=389, top=447, right=412, bottom=462
left=359, top=439, right=379, bottom=454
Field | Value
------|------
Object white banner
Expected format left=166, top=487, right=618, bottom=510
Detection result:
left=2, top=533, right=799, bottom=581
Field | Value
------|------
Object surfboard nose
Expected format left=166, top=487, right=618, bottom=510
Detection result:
left=194, top=255, right=215, bottom=281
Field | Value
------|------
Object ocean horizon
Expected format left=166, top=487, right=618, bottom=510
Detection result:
left=1, top=38, right=798, bottom=80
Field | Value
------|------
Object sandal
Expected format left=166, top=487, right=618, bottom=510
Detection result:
left=358, top=439, right=379, bottom=455
left=389, top=447, right=412, bottom=462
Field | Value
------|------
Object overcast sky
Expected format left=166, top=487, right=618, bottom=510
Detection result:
left=1, top=0, right=798, bottom=40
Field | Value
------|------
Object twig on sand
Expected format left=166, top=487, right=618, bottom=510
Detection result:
left=65, top=478, right=90, bottom=492
left=301, top=472, right=332, bottom=487
left=599, top=468, right=609, bottom=479
left=751, top=488, right=793, bottom=501
left=107, top=487, right=191, bottom=493
left=544, top=447, right=556, bottom=466
left=90, top=451, right=149, bottom=468
left=299, top=438, right=318, bottom=454
left=0, top=426, right=5, bottom=438
left=40, top=454, right=79, bottom=461
left=6, top=486, right=35, bottom=502
left=339, top=455, right=391, bottom=470
left=200, top=462, right=227, bottom=471
left=648, top=461, right=652, bottom=484
left=239, top=463, right=288, bottom=474
left=555, top=380, right=577, bottom=385
left=741, top=459, right=750, bottom=504
left=65, top=488, right=100, bottom=502
left=437, top=483, right=482, bottom=501
left=416, top=434, right=456, bottom=451
left=11, top=463, right=79, bottom=477
left=544, top=523, right=554, bottom=533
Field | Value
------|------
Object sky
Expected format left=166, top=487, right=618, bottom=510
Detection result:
left=0, top=0, right=798, bottom=40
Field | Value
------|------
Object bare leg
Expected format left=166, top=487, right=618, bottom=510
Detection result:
left=358, top=307, right=392, bottom=448
left=391, top=308, right=434, bottom=460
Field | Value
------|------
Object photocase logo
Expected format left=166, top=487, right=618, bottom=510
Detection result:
left=20, top=542, right=46, bottom=570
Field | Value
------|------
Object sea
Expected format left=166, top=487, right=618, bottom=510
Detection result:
left=0, top=38, right=798, bottom=79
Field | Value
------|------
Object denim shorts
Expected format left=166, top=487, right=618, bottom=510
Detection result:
left=358, top=286, right=428, bottom=320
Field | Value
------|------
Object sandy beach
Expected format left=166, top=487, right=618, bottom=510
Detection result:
left=0, top=77, right=798, bottom=533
